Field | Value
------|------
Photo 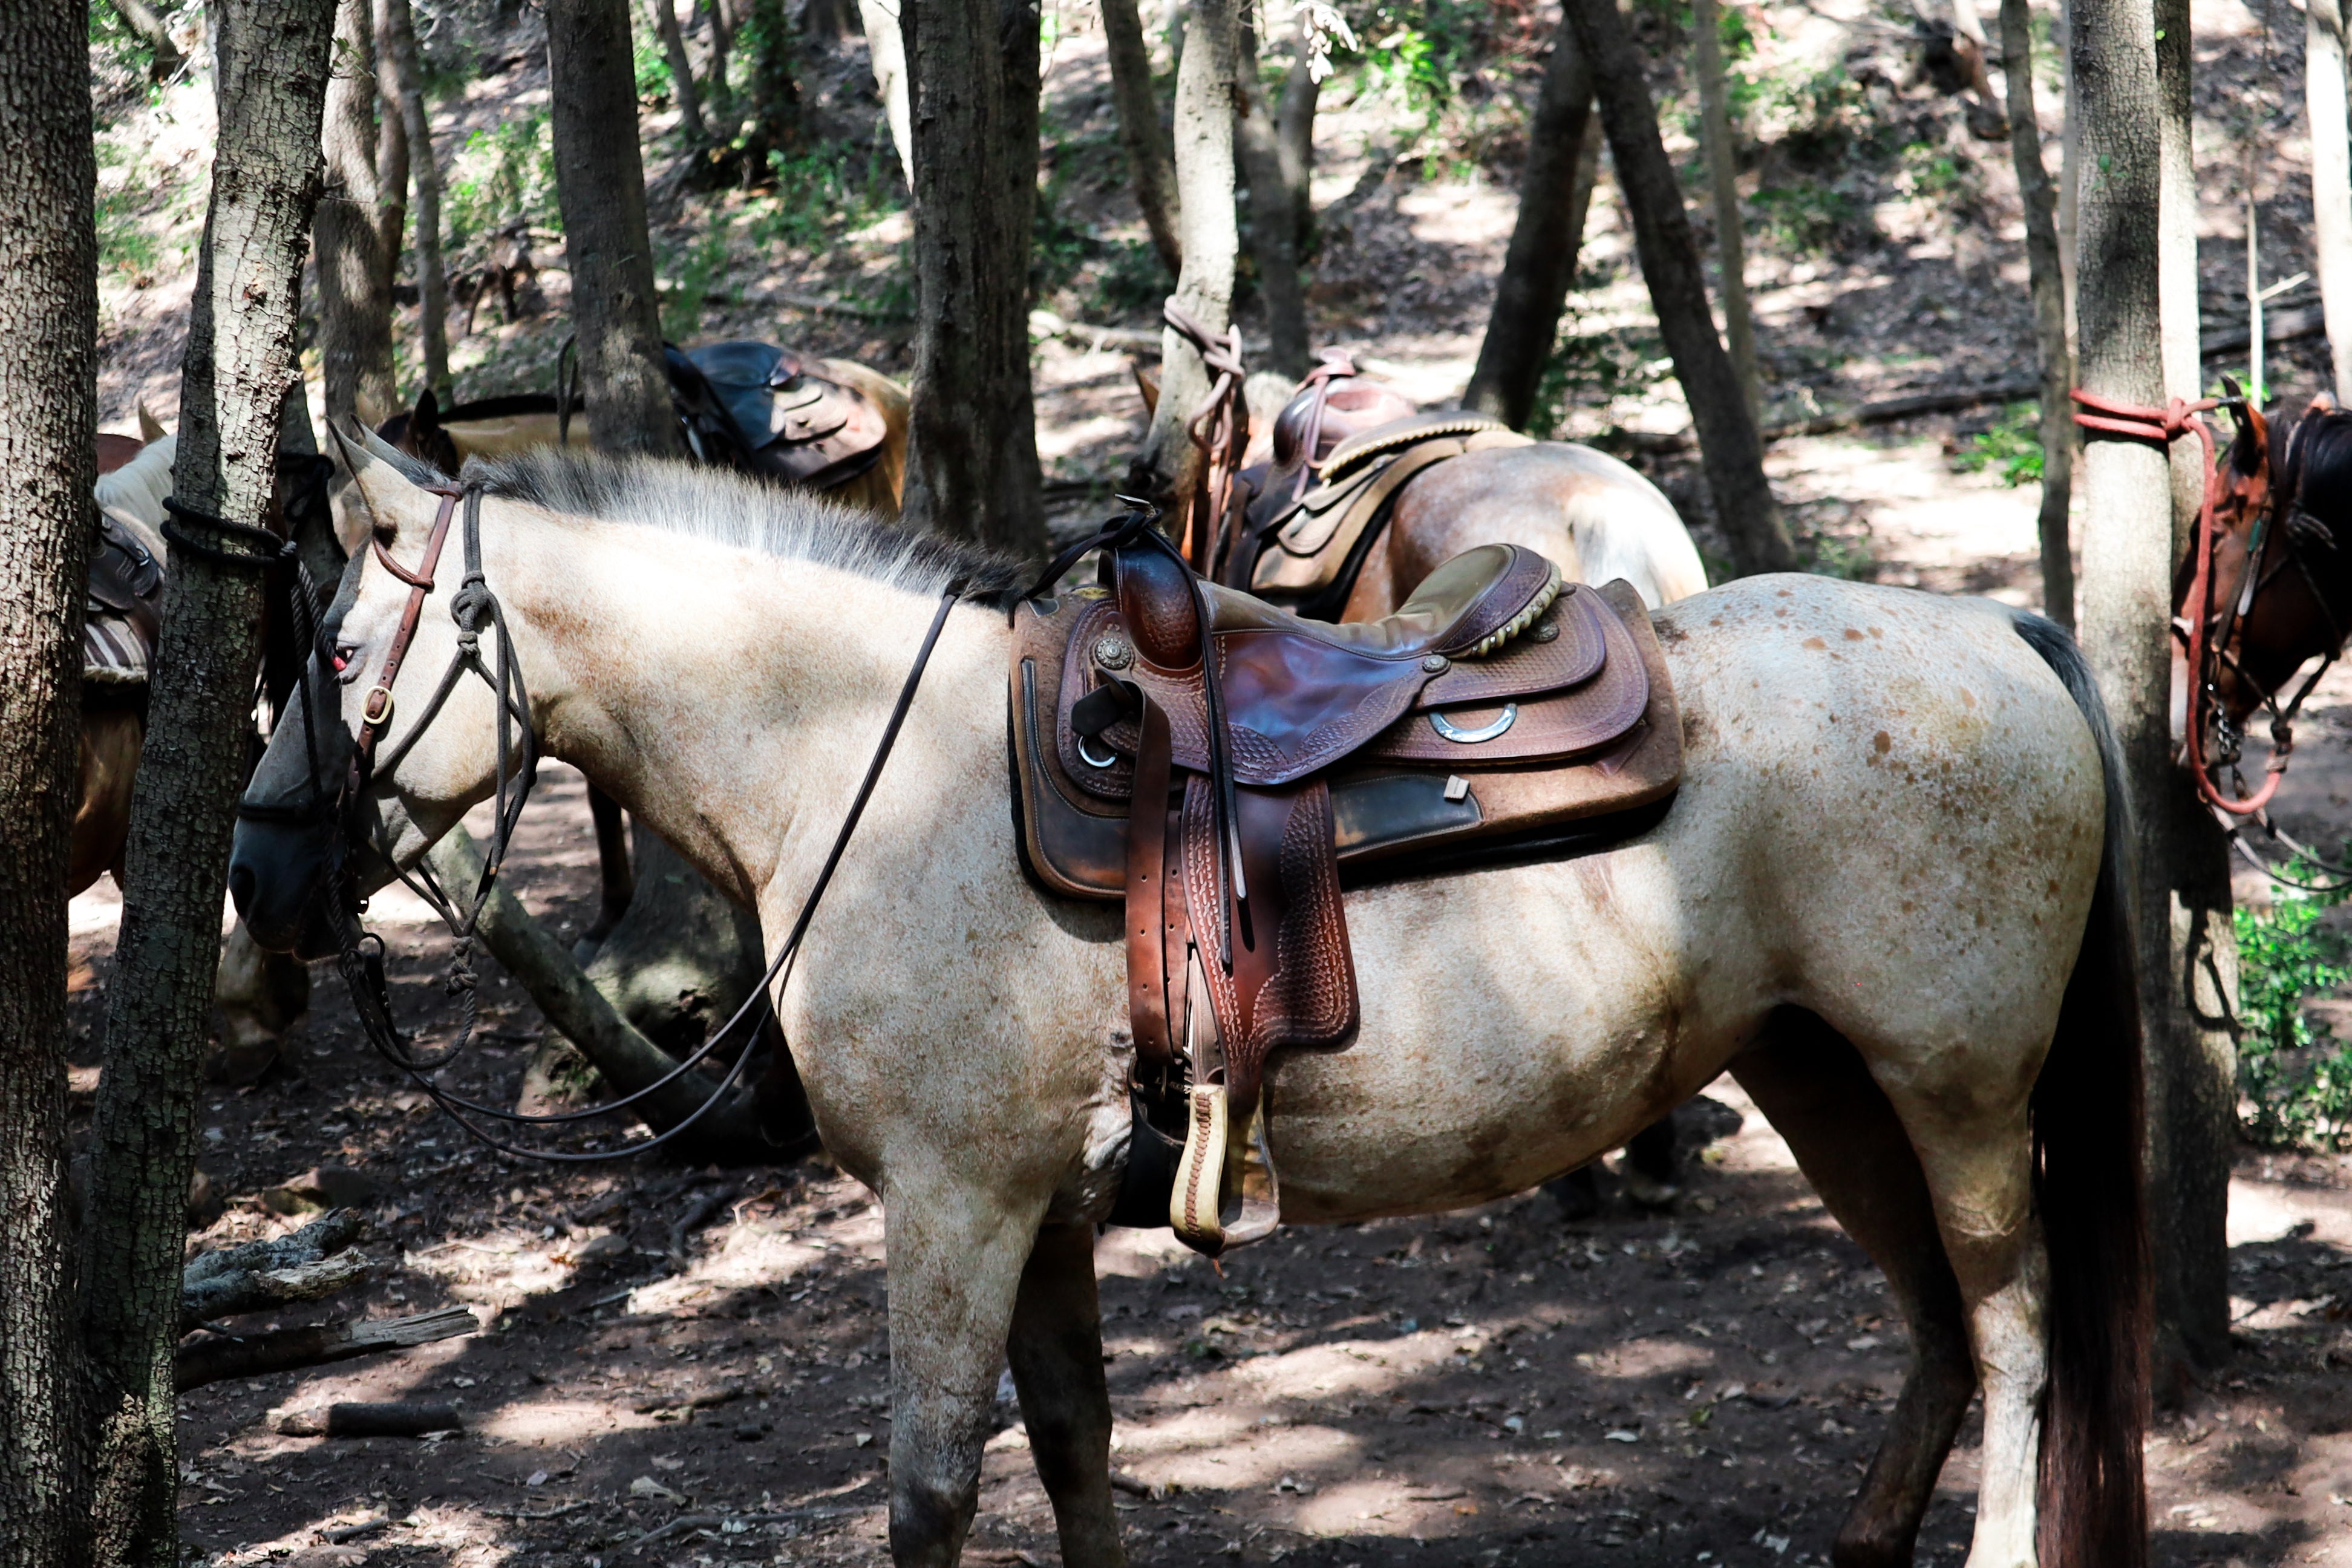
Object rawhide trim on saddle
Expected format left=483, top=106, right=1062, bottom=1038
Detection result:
left=1318, top=409, right=1514, bottom=482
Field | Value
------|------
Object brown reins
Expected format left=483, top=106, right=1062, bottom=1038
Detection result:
left=1161, top=301, right=1250, bottom=580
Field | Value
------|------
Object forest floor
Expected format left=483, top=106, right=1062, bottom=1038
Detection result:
left=68, top=0, right=2352, bottom=1561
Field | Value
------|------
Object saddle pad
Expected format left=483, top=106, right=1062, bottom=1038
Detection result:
left=84, top=510, right=164, bottom=685
left=1008, top=580, right=1682, bottom=900
left=1319, top=410, right=1524, bottom=483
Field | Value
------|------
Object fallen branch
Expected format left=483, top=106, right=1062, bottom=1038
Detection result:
left=181, top=1208, right=368, bottom=1331
left=623, top=1505, right=864, bottom=1555
left=321, top=1515, right=394, bottom=1544
left=175, top=1305, right=478, bottom=1390
left=1616, top=375, right=2042, bottom=452
left=481, top=1499, right=592, bottom=1521
left=1029, top=309, right=1166, bottom=354
left=272, top=1400, right=465, bottom=1437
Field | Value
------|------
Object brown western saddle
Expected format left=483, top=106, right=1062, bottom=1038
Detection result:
left=1010, top=512, right=1681, bottom=1254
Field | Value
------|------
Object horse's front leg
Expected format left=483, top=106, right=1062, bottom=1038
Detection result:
left=1007, top=1223, right=1125, bottom=1568
left=884, top=1177, right=1053, bottom=1568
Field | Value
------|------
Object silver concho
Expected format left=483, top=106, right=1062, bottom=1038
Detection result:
left=1092, top=633, right=1135, bottom=671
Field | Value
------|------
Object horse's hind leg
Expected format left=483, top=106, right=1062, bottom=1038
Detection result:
left=1006, top=1224, right=1126, bottom=1568
left=1733, top=1011, right=1976, bottom=1568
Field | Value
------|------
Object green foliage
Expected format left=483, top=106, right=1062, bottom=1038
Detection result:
left=635, top=24, right=671, bottom=103
left=1088, top=237, right=1170, bottom=319
left=659, top=227, right=730, bottom=339
left=1953, top=403, right=2045, bottom=487
left=748, top=142, right=900, bottom=253
left=1526, top=319, right=1672, bottom=440
left=445, top=111, right=561, bottom=244
left=88, top=0, right=172, bottom=84
left=1748, top=181, right=1866, bottom=255
left=2236, top=870, right=2352, bottom=1151
left=94, top=184, right=163, bottom=281
left=1348, top=0, right=1483, bottom=126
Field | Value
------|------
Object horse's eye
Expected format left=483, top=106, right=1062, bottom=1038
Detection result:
left=373, top=523, right=395, bottom=549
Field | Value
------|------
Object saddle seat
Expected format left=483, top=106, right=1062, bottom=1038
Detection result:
left=1008, top=535, right=1683, bottom=1258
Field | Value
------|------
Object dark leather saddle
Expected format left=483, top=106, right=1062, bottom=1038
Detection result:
left=1219, top=354, right=1534, bottom=615
left=1009, top=531, right=1682, bottom=1254
left=84, top=510, right=165, bottom=688
left=665, top=341, right=890, bottom=491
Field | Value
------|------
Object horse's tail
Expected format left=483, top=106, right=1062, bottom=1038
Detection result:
left=2011, top=612, right=2151, bottom=1568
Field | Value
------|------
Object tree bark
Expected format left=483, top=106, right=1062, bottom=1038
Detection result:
left=78, top=0, right=333, bottom=1558
left=316, top=0, right=398, bottom=427
left=380, top=0, right=449, bottom=393
left=1275, top=39, right=1318, bottom=253
left=733, top=0, right=802, bottom=168
left=0, top=2, right=97, bottom=1560
left=107, top=0, right=188, bottom=80
left=1465, top=18, right=1596, bottom=428
left=372, top=0, right=408, bottom=270
left=1999, top=0, right=2074, bottom=630
left=547, top=0, right=682, bottom=457
left=1235, top=21, right=1308, bottom=377
left=2071, top=0, right=2217, bottom=1403
left=1564, top=0, right=1795, bottom=575
left=899, top=0, right=1047, bottom=555
left=1690, top=0, right=1758, bottom=420
left=1102, top=0, right=1182, bottom=275
left=858, top=0, right=915, bottom=188
left=652, top=0, right=713, bottom=146
left=1130, top=0, right=1241, bottom=514
left=2151, top=0, right=2237, bottom=1390
left=2311, top=0, right=2352, bottom=400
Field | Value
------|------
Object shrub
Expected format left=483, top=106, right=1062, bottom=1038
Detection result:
left=2236, top=867, right=2352, bottom=1151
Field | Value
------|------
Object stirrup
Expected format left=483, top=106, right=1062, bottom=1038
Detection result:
left=1169, top=1084, right=1282, bottom=1256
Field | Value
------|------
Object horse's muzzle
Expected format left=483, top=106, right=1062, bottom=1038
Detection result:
left=228, top=817, right=341, bottom=961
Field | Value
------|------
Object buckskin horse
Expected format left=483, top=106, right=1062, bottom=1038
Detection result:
left=377, top=339, right=911, bottom=518
left=232, top=430, right=2146, bottom=1568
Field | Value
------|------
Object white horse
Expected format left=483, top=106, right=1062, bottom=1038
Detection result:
left=231, top=434, right=2148, bottom=1568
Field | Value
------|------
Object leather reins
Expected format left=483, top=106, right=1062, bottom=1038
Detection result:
left=1161, top=301, right=1251, bottom=581
left=281, top=477, right=967, bottom=1161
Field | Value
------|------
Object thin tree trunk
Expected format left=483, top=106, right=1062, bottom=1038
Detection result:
left=1691, top=0, right=1758, bottom=420
left=899, top=0, right=1047, bottom=555
left=733, top=0, right=801, bottom=166
left=1235, top=20, right=1307, bottom=377
left=2149, top=0, right=2237, bottom=1393
left=373, top=0, right=408, bottom=273
left=2070, top=0, right=2207, bottom=1401
left=1465, top=16, right=1596, bottom=428
left=379, top=0, right=448, bottom=394
left=2311, top=0, right=2352, bottom=400
left=108, top=0, right=188, bottom=80
left=858, top=0, right=913, bottom=188
left=1131, top=0, right=1241, bottom=512
left=652, top=0, right=713, bottom=146
left=1275, top=39, right=1317, bottom=253
left=704, top=0, right=740, bottom=137
left=79, top=0, right=335, bottom=1558
left=1999, top=0, right=2074, bottom=629
left=0, top=2, right=97, bottom=1560
left=2058, top=2, right=2079, bottom=345
left=316, top=0, right=398, bottom=427
left=1563, top=0, right=1795, bottom=575
left=547, top=0, right=682, bottom=456
left=1103, top=0, right=1182, bottom=275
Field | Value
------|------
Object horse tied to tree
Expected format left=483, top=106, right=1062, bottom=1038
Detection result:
left=226, top=416, right=2157, bottom=1568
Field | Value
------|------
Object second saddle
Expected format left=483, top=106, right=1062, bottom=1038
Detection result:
left=1010, top=528, right=1682, bottom=1254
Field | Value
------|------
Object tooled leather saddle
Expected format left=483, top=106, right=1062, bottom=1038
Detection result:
left=84, top=510, right=165, bottom=690
left=1009, top=521, right=1682, bottom=1255
left=665, top=341, right=892, bottom=492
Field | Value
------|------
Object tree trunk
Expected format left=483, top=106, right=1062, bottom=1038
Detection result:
left=547, top=0, right=682, bottom=457
left=1998, top=0, right=2074, bottom=629
left=1690, top=0, right=1758, bottom=420
left=1102, top=0, right=1181, bottom=275
left=1564, top=0, right=1796, bottom=576
left=378, top=0, right=449, bottom=395
left=1130, top=0, right=1241, bottom=513
left=2311, top=0, right=2352, bottom=400
left=316, top=0, right=398, bottom=428
left=1275, top=40, right=1317, bottom=253
left=2150, top=0, right=2237, bottom=1391
left=372, top=0, right=408, bottom=271
left=1464, top=17, right=1595, bottom=428
left=1235, top=21, right=1307, bottom=377
left=733, top=0, right=802, bottom=168
left=898, top=0, right=1047, bottom=555
left=858, top=0, right=914, bottom=188
left=0, top=3, right=97, bottom=1560
left=2070, top=0, right=2216, bottom=1402
left=107, top=0, right=187, bottom=81
left=652, top=0, right=713, bottom=146
left=78, top=0, right=334, bottom=1558
left=704, top=0, right=740, bottom=137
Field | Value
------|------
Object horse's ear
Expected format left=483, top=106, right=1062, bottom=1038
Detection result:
left=414, top=387, right=440, bottom=431
left=329, top=419, right=442, bottom=540
left=1133, top=362, right=1160, bottom=419
left=2230, top=402, right=2271, bottom=475
left=136, top=401, right=167, bottom=443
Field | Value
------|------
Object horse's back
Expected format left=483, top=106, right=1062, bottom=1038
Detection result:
left=1362, top=440, right=1708, bottom=615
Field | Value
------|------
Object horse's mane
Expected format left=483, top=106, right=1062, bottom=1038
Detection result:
left=460, top=445, right=1027, bottom=606
left=2276, top=403, right=2352, bottom=518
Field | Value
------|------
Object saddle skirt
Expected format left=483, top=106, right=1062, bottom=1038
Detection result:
left=670, top=341, right=890, bottom=491
left=1008, top=541, right=1682, bottom=1254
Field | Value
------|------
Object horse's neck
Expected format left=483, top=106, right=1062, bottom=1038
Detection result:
left=501, top=523, right=1000, bottom=910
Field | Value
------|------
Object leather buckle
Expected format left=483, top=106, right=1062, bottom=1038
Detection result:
left=361, top=686, right=396, bottom=727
